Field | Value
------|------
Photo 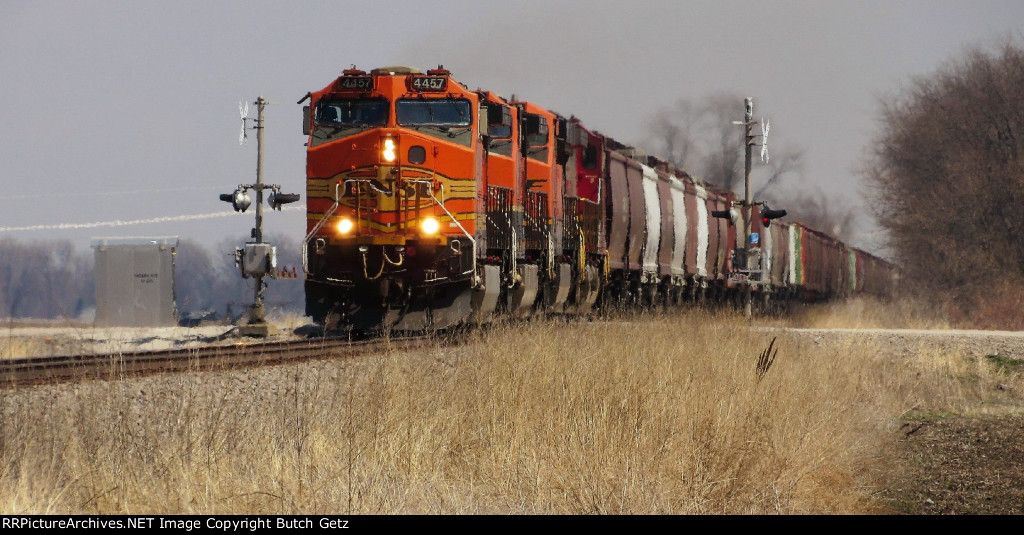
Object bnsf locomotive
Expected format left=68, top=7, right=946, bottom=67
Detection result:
left=299, top=66, right=895, bottom=331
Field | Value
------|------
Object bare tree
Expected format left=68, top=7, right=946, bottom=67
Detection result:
left=753, top=148, right=804, bottom=199
left=863, top=39, right=1024, bottom=302
left=174, top=240, right=217, bottom=315
left=645, top=94, right=742, bottom=189
left=647, top=99, right=702, bottom=170
left=762, top=185, right=858, bottom=243
left=0, top=238, right=93, bottom=320
left=701, top=94, right=746, bottom=192
left=646, top=93, right=803, bottom=195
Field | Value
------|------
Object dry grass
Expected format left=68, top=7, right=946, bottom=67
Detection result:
left=0, top=336, right=60, bottom=360
left=264, top=309, right=309, bottom=332
left=1, top=303, right=1022, bottom=514
left=773, top=296, right=951, bottom=330
left=954, top=282, right=1024, bottom=331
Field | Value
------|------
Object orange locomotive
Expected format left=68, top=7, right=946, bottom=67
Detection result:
left=300, top=66, right=598, bottom=330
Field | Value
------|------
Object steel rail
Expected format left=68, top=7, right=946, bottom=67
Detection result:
left=0, top=333, right=434, bottom=388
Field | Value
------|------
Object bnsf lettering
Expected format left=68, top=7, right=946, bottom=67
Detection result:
left=411, top=77, right=447, bottom=91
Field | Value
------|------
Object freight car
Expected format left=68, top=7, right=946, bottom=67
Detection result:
left=299, top=66, right=896, bottom=331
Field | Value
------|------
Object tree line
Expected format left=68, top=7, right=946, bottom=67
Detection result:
left=863, top=38, right=1024, bottom=326
left=0, top=234, right=305, bottom=322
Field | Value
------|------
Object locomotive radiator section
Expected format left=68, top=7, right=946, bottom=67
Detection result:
left=299, top=65, right=898, bottom=332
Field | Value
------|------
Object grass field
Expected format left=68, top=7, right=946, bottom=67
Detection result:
left=1, top=297, right=1021, bottom=514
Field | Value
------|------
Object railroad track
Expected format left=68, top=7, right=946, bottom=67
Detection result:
left=0, top=332, right=435, bottom=388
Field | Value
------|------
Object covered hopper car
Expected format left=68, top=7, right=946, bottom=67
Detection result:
left=299, top=66, right=896, bottom=331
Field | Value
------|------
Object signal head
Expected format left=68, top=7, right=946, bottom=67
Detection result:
left=268, top=191, right=301, bottom=211
left=761, top=208, right=787, bottom=228
left=220, top=188, right=251, bottom=212
left=711, top=208, right=738, bottom=224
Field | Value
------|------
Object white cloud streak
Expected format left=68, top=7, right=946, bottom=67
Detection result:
left=0, top=206, right=302, bottom=233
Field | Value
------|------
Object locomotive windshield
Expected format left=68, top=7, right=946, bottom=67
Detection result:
left=523, top=113, right=549, bottom=162
left=311, top=98, right=388, bottom=146
left=396, top=98, right=473, bottom=147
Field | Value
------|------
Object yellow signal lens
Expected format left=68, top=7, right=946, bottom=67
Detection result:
left=420, top=216, right=439, bottom=235
left=382, top=138, right=397, bottom=163
left=336, top=218, right=353, bottom=234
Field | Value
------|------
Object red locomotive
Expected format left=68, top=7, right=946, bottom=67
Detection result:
left=299, top=66, right=896, bottom=331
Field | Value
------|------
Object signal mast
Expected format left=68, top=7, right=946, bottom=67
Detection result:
left=712, top=98, right=786, bottom=318
left=219, top=96, right=301, bottom=337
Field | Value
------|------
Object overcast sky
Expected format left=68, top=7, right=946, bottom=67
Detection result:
left=1, top=0, right=1021, bottom=256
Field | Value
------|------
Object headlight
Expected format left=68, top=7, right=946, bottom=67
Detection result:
left=420, top=216, right=439, bottom=235
left=382, top=137, right=397, bottom=163
left=336, top=218, right=353, bottom=234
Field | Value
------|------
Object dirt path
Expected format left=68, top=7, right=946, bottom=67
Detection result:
left=879, top=415, right=1024, bottom=514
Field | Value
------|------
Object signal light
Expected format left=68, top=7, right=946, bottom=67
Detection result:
left=761, top=208, right=787, bottom=228
left=268, top=191, right=301, bottom=210
left=711, top=208, right=737, bottom=224
left=712, top=209, right=735, bottom=220
left=219, top=188, right=252, bottom=212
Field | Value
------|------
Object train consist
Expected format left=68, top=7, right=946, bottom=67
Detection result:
left=298, top=66, right=896, bottom=331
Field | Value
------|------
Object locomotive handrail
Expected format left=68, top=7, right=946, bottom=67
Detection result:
left=301, top=182, right=342, bottom=275
left=302, top=179, right=396, bottom=274
left=404, top=179, right=477, bottom=283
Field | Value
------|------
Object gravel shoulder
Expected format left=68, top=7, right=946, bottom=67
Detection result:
left=1, top=322, right=310, bottom=357
left=776, top=327, right=1024, bottom=360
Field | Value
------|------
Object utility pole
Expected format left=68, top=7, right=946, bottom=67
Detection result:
left=219, top=95, right=301, bottom=338
left=247, top=96, right=270, bottom=335
left=716, top=99, right=783, bottom=319
left=741, top=98, right=755, bottom=319
left=715, top=98, right=774, bottom=319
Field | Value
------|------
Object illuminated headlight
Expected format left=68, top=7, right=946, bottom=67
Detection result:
left=382, top=137, right=397, bottom=163
left=420, top=216, right=439, bottom=235
left=336, top=218, right=353, bottom=234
